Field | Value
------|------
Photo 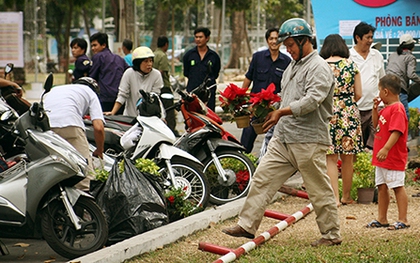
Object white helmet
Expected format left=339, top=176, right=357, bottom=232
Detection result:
left=132, top=46, right=155, bottom=61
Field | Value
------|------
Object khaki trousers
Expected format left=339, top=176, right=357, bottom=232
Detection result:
left=51, top=126, right=94, bottom=192
left=238, top=136, right=341, bottom=240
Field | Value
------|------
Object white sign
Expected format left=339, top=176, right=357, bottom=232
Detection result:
left=0, top=12, right=24, bottom=67
left=339, top=20, right=361, bottom=37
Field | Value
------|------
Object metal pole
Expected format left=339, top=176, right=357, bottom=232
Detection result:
left=257, top=0, right=260, bottom=50
left=134, top=0, right=138, bottom=47
left=203, top=0, right=208, bottom=27
left=219, top=0, right=225, bottom=83
left=209, top=204, right=314, bottom=263
left=34, top=0, right=38, bottom=82
left=102, top=0, right=105, bottom=32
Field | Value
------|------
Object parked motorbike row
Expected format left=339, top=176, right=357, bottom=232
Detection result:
left=84, top=77, right=255, bottom=207
left=0, top=65, right=255, bottom=259
left=0, top=72, right=108, bottom=259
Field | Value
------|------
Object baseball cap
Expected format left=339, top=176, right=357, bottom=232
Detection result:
left=371, top=42, right=382, bottom=50
left=399, top=34, right=415, bottom=45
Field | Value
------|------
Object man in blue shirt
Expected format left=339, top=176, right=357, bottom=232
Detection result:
left=240, top=28, right=291, bottom=153
left=89, top=32, right=128, bottom=112
left=183, top=27, right=221, bottom=111
left=70, top=38, right=91, bottom=81
left=122, top=39, right=133, bottom=67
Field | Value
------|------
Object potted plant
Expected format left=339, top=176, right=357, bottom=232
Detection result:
left=408, top=107, right=419, bottom=139
left=219, top=83, right=251, bottom=128
left=249, top=83, right=281, bottom=134
left=164, top=186, right=204, bottom=222
left=352, top=151, right=376, bottom=204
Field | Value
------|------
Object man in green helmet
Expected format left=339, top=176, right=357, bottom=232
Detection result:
left=222, top=18, right=341, bottom=247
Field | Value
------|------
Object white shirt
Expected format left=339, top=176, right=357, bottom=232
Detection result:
left=349, top=47, right=385, bottom=111
left=44, top=84, right=104, bottom=130
left=116, top=68, right=163, bottom=116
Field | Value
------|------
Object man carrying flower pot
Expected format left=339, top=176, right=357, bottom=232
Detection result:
left=223, top=18, right=342, bottom=247
left=240, top=28, right=291, bottom=153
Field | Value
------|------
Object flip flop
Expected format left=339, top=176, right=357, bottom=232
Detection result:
left=341, top=199, right=356, bottom=205
left=387, top=222, right=410, bottom=230
left=366, top=220, right=389, bottom=228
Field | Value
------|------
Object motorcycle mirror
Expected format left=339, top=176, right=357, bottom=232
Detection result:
left=43, top=73, right=53, bottom=93
left=160, top=93, right=174, bottom=100
left=1, top=111, right=14, bottom=122
left=4, top=63, right=14, bottom=75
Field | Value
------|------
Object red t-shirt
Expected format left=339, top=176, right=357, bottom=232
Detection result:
left=372, top=102, right=408, bottom=171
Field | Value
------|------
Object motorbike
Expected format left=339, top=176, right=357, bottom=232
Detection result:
left=84, top=90, right=210, bottom=208
left=168, top=79, right=255, bottom=205
left=0, top=74, right=108, bottom=259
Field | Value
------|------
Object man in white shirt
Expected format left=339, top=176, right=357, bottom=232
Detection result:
left=350, top=22, right=385, bottom=149
left=44, top=77, right=105, bottom=191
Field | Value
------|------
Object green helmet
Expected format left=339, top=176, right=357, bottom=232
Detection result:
left=278, top=18, right=313, bottom=43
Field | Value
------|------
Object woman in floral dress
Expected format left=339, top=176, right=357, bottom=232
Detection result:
left=320, top=34, right=363, bottom=206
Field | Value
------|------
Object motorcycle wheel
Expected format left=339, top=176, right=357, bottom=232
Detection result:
left=159, top=157, right=210, bottom=208
left=203, top=150, right=255, bottom=205
left=41, top=196, right=108, bottom=259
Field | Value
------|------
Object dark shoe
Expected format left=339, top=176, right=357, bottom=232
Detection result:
left=366, top=219, right=389, bottom=228
left=222, top=225, right=254, bottom=239
left=310, top=238, right=342, bottom=247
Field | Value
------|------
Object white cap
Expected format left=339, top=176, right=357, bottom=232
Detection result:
left=399, top=34, right=415, bottom=45
left=371, top=42, right=382, bottom=50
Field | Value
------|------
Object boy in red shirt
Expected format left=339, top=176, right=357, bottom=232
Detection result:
left=367, top=74, right=409, bottom=230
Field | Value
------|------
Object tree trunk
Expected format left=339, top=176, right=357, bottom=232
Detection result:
left=225, top=10, right=245, bottom=69
left=150, top=1, right=169, bottom=51
left=111, top=0, right=119, bottom=37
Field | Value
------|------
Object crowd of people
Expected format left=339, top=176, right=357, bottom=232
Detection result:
left=3, top=16, right=419, bottom=246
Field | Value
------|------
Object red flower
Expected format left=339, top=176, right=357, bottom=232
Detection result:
left=250, top=83, right=281, bottom=122
left=219, top=83, right=251, bottom=117
left=236, top=170, right=250, bottom=191
left=167, top=196, right=175, bottom=204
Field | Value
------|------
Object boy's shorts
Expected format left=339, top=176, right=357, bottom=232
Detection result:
left=375, top=166, right=405, bottom=189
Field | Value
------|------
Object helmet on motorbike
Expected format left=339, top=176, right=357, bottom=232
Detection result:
left=132, top=46, right=155, bottom=72
left=74, top=77, right=100, bottom=95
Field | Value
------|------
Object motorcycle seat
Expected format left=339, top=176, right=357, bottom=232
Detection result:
left=104, top=115, right=137, bottom=125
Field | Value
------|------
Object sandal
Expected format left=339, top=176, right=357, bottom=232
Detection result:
left=387, top=222, right=410, bottom=230
left=366, top=220, right=389, bottom=228
left=341, top=199, right=356, bottom=205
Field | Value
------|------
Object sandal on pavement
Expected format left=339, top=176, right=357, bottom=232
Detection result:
left=387, top=222, right=410, bottom=230
left=366, top=220, right=389, bottom=228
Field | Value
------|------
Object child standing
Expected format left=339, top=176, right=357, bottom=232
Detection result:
left=367, top=74, right=409, bottom=230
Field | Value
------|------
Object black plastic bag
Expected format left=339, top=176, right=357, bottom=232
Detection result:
left=96, top=156, right=168, bottom=244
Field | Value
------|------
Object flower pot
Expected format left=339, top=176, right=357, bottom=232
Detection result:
left=251, top=120, right=265, bottom=134
left=234, top=115, right=250, bottom=128
left=357, top=187, right=375, bottom=204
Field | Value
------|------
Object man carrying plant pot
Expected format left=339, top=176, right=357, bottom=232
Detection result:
left=222, top=18, right=342, bottom=247
left=240, top=27, right=291, bottom=154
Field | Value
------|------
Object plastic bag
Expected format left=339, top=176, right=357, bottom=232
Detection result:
left=96, top=155, right=168, bottom=244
